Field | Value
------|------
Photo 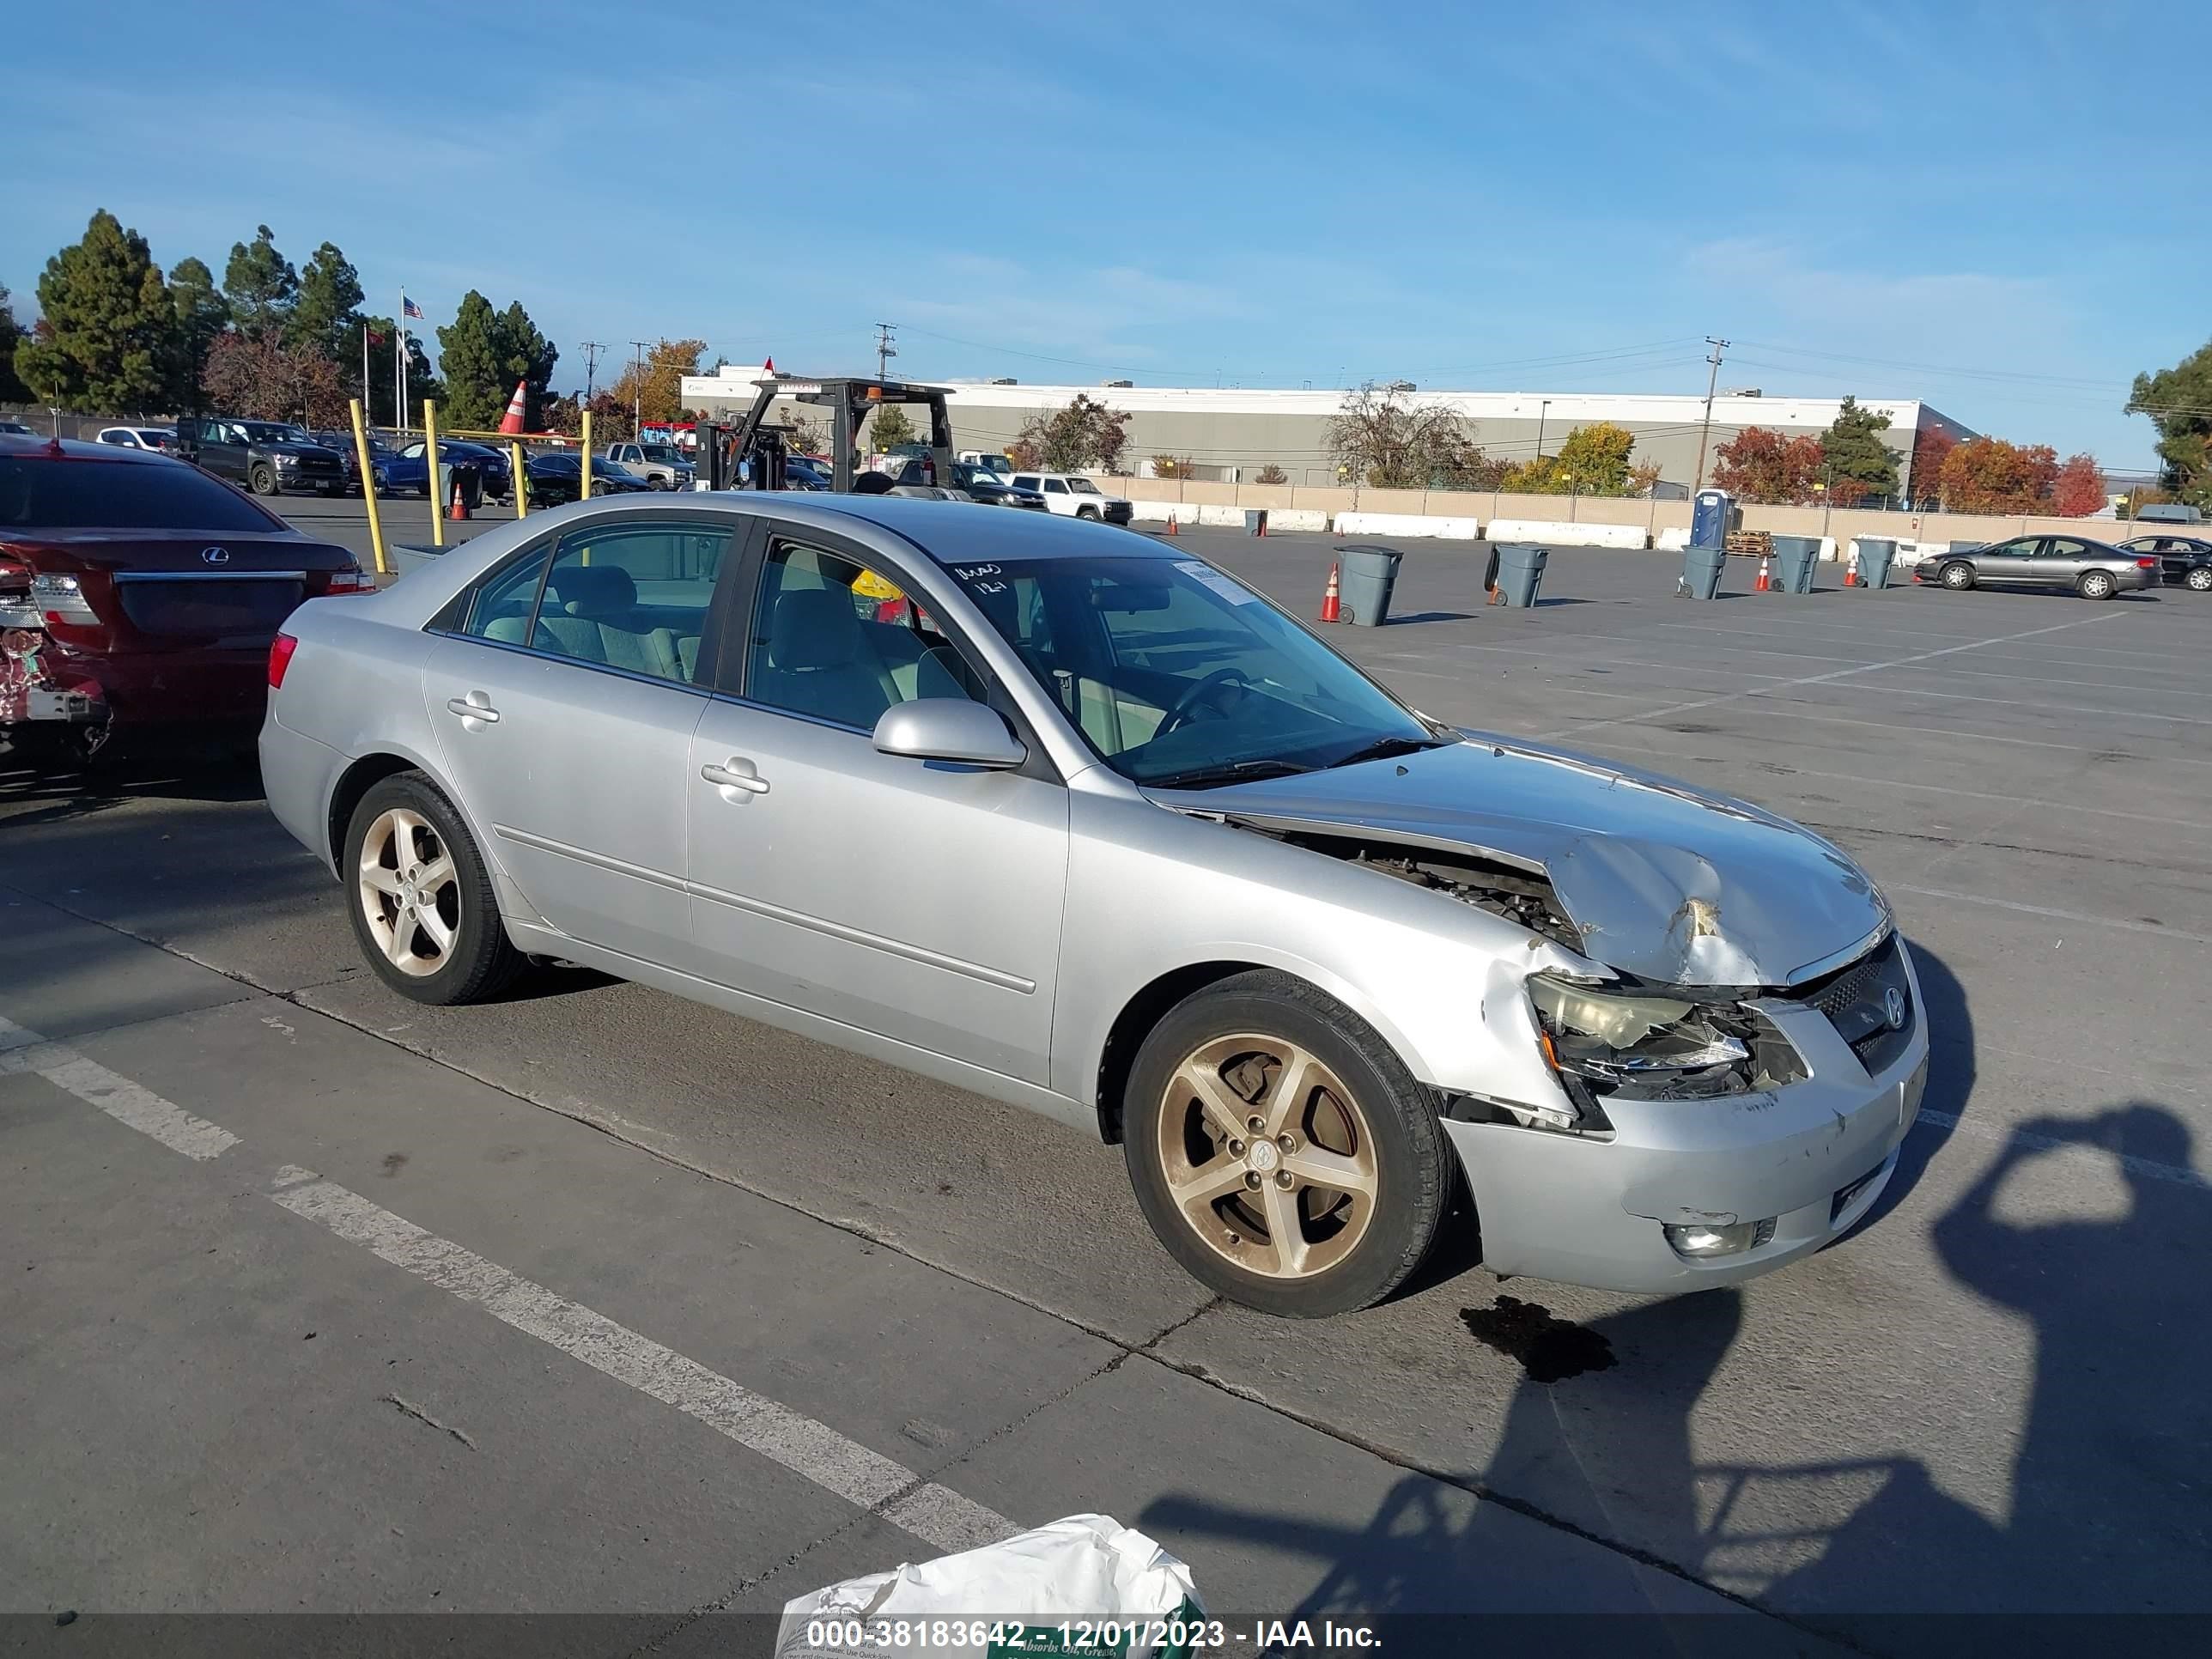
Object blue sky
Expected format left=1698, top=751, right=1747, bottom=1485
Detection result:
left=7, top=0, right=2204, bottom=465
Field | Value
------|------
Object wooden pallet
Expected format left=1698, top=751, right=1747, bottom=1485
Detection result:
left=1725, top=529, right=1772, bottom=556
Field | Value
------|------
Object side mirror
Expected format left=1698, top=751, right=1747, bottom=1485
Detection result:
left=872, top=700, right=1026, bottom=769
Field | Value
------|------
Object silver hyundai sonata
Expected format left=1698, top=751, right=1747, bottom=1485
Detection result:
left=261, top=495, right=1927, bottom=1316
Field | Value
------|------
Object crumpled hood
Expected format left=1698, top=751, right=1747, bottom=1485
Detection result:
left=1161, top=732, right=1888, bottom=988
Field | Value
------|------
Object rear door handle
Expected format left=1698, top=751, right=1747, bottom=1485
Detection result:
left=701, top=759, right=769, bottom=795
left=446, top=696, right=500, bottom=724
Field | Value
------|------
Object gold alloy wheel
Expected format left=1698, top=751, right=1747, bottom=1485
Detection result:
left=356, top=806, right=460, bottom=978
left=1155, top=1032, right=1379, bottom=1280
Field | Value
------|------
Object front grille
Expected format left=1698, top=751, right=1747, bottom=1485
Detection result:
left=1799, top=932, right=1915, bottom=1076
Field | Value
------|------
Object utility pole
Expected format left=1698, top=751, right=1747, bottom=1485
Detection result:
left=874, top=321, right=898, bottom=384
left=629, top=340, right=650, bottom=434
left=1692, top=336, right=1729, bottom=491
left=581, top=341, right=606, bottom=404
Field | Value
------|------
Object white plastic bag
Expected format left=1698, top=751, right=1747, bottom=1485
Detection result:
left=775, top=1513, right=1206, bottom=1658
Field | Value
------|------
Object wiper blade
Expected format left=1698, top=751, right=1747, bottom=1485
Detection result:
left=1324, top=735, right=1447, bottom=770
left=1145, top=758, right=1312, bottom=790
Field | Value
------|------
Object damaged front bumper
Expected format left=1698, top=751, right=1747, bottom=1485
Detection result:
left=1443, top=944, right=1930, bottom=1294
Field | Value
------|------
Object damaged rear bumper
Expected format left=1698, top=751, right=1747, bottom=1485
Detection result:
left=1443, top=951, right=1931, bottom=1294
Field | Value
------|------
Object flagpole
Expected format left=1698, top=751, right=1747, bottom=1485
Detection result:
left=362, top=325, right=372, bottom=425
left=397, top=293, right=409, bottom=433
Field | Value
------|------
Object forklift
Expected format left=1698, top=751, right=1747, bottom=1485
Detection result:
left=694, top=374, right=957, bottom=495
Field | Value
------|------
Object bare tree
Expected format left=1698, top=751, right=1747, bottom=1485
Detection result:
left=1327, top=381, right=1478, bottom=495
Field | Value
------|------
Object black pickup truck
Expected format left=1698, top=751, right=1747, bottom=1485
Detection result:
left=175, top=416, right=348, bottom=497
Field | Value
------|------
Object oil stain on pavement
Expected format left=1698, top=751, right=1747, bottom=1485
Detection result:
left=1460, top=1296, right=1618, bottom=1382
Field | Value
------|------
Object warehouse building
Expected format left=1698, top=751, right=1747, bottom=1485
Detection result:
left=680, top=366, right=1976, bottom=498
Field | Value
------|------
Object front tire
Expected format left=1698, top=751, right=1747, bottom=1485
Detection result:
left=1121, top=970, right=1449, bottom=1317
left=2185, top=566, right=2212, bottom=592
left=2077, top=568, right=2117, bottom=601
left=1939, top=561, right=1975, bottom=591
left=343, top=773, right=524, bottom=1005
left=249, top=464, right=279, bottom=495
left=1077, top=505, right=1100, bottom=520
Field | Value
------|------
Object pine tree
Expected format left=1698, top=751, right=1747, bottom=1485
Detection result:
left=222, top=225, right=297, bottom=342
left=2129, top=340, right=2212, bottom=506
left=167, top=257, right=228, bottom=410
left=14, top=210, right=173, bottom=414
left=0, top=284, right=30, bottom=404
left=1820, top=396, right=1900, bottom=501
left=434, top=290, right=504, bottom=427
left=289, top=242, right=364, bottom=362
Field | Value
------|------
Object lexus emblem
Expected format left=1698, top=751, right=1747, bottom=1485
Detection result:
left=200, top=546, right=230, bottom=566
left=1883, top=987, right=1908, bottom=1030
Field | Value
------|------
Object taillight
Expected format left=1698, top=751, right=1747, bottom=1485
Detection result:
left=2136, top=557, right=2159, bottom=568
left=268, top=632, right=300, bottom=689
left=31, top=573, right=98, bottom=623
left=325, top=566, right=375, bottom=593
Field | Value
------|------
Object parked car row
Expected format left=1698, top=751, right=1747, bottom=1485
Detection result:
left=1912, top=532, right=2196, bottom=601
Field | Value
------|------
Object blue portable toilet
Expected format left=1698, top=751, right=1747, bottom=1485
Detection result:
left=1691, top=489, right=1735, bottom=550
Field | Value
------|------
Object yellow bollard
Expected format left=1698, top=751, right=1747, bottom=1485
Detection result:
left=423, top=400, right=444, bottom=549
left=348, top=398, right=390, bottom=577
left=510, top=440, right=527, bottom=519
left=580, top=410, right=593, bottom=501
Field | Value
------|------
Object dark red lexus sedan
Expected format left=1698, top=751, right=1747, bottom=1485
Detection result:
left=1, top=434, right=370, bottom=767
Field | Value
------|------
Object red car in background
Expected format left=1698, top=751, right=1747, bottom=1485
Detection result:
left=1, top=434, right=369, bottom=769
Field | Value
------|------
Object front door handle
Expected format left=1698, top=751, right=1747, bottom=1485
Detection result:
left=446, top=695, right=500, bottom=724
left=701, top=758, right=770, bottom=795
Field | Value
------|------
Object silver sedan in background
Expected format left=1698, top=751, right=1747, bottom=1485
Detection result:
left=1916, top=533, right=2159, bottom=599
left=261, top=496, right=1927, bottom=1317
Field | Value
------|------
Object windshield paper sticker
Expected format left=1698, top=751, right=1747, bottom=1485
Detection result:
left=1175, top=560, right=1256, bottom=604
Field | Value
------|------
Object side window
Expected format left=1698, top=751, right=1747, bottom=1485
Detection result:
left=743, top=539, right=983, bottom=729
left=530, top=524, right=732, bottom=683
left=460, top=545, right=556, bottom=647
left=2043, top=538, right=2089, bottom=558
left=1012, top=475, right=1039, bottom=491
left=1043, top=478, right=1067, bottom=495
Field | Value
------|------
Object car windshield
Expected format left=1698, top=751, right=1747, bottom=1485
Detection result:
left=639, top=445, right=683, bottom=464
left=596, top=459, right=639, bottom=479
left=0, top=456, right=282, bottom=532
left=239, top=422, right=311, bottom=444
left=1066, top=477, right=1101, bottom=494
left=947, top=553, right=1439, bottom=787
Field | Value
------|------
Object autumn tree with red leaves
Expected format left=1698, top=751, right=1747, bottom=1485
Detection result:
left=2048, top=453, right=2107, bottom=517
left=1711, top=426, right=1826, bottom=504
left=1936, top=437, right=2062, bottom=514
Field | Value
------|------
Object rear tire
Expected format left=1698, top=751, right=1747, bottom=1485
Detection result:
left=342, top=772, right=525, bottom=1005
left=2077, top=568, right=2117, bottom=601
left=1121, top=970, right=1449, bottom=1317
left=1939, top=561, right=1975, bottom=591
left=2185, top=566, right=2212, bottom=592
left=249, top=464, right=279, bottom=495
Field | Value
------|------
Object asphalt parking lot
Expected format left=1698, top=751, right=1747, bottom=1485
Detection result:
left=4, top=511, right=2209, bottom=1650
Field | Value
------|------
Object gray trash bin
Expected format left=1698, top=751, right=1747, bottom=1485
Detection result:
left=1498, top=543, right=1548, bottom=608
left=1337, top=544, right=1403, bottom=626
left=1770, top=534, right=1820, bottom=594
left=1243, top=508, right=1267, bottom=535
left=1856, top=537, right=1898, bottom=589
left=1682, top=543, right=1727, bottom=601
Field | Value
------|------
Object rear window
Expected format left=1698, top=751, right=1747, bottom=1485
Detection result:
left=0, top=456, right=282, bottom=532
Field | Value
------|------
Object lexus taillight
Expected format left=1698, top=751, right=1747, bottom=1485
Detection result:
left=268, top=632, right=299, bottom=689
left=30, top=573, right=97, bottom=623
left=325, top=566, right=375, bottom=593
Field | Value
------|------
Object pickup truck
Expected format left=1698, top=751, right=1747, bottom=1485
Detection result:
left=1006, top=471, right=1134, bottom=525
left=602, top=441, right=695, bottom=490
left=175, top=416, right=349, bottom=496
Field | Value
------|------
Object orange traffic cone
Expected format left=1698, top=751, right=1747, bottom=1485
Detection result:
left=1753, top=554, right=1771, bottom=592
left=1844, top=547, right=1861, bottom=586
left=497, top=380, right=528, bottom=435
left=1165, top=514, right=1180, bottom=536
left=447, top=475, right=470, bottom=521
left=1319, top=562, right=1342, bottom=623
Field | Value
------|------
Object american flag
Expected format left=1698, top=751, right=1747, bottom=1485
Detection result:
left=401, top=295, right=424, bottom=319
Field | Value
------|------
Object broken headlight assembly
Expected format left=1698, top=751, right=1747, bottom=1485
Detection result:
left=1529, top=975, right=1807, bottom=1106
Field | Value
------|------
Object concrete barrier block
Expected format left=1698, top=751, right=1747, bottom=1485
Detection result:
left=1486, top=520, right=1648, bottom=550
left=1264, top=508, right=1329, bottom=532
left=1331, top=511, right=1482, bottom=540
left=1127, top=500, right=1189, bottom=523
left=1654, top=526, right=1692, bottom=552
left=1196, top=503, right=1249, bottom=527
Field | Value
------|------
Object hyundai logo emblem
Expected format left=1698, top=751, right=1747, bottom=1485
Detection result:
left=200, top=546, right=230, bottom=566
left=1883, top=986, right=1907, bottom=1031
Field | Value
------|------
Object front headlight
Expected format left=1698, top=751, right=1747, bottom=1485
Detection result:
left=1529, top=975, right=1802, bottom=1101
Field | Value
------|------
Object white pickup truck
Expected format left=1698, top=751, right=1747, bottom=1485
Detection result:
left=601, top=441, right=696, bottom=490
left=1006, top=471, right=1135, bottom=525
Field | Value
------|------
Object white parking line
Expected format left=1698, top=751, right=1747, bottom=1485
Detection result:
left=1537, top=611, right=2124, bottom=742
left=268, top=1167, right=1016, bottom=1557
left=1892, top=885, right=2212, bottom=947
left=1917, top=1110, right=2209, bottom=1192
left=4, top=1008, right=1017, bottom=1557
left=0, top=1015, right=239, bottom=1160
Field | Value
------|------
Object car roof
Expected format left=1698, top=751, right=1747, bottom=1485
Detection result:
left=0, top=433, right=175, bottom=466
left=728, top=491, right=1168, bottom=564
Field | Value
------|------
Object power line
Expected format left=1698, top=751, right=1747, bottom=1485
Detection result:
left=580, top=342, right=606, bottom=404
left=874, top=321, right=897, bottom=383
left=1692, top=337, right=1729, bottom=491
